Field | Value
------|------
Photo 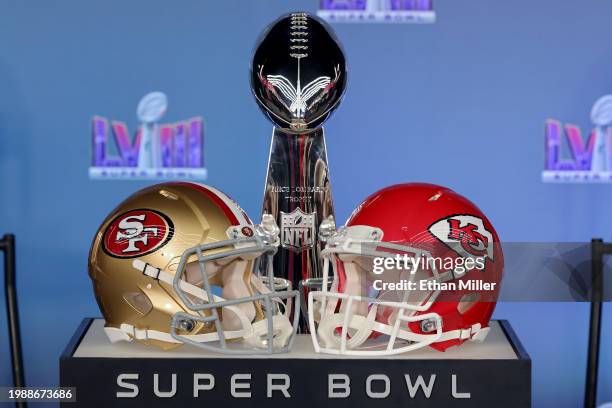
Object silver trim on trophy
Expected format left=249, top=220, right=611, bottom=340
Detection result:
left=261, top=127, right=335, bottom=328
left=252, top=12, right=347, bottom=330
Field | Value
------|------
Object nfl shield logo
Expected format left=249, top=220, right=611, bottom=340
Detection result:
left=280, top=208, right=316, bottom=252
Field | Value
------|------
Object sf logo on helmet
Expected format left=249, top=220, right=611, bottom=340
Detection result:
left=116, top=215, right=159, bottom=253
left=103, top=209, right=174, bottom=258
left=429, top=215, right=494, bottom=261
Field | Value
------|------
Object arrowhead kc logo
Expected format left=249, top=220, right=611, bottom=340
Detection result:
left=428, top=215, right=494, bottom=262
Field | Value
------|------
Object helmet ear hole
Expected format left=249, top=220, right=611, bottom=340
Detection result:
left=123, top=291, right=153, bottom=315
left=457, top=293, right=480, bottom=315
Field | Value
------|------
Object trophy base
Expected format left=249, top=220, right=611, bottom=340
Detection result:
left=60, top=318, right=530, bottom=407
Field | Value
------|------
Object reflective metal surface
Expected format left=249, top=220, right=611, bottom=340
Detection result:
left=254, top=12, right=346, bottom=331
left=261, top=127, right=335, bottom=329
left=251, top=12, right=347, bottom=132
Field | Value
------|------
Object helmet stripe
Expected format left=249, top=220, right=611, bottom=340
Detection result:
left=171, top=182, right=241, bottom=225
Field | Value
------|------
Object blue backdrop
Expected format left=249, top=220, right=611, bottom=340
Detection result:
left=0, top=1, right=611, bottom=406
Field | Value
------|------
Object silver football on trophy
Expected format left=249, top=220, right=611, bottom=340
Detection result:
left=250, top=12, right=347, bottom=132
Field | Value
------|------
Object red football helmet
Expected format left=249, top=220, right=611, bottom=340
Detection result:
left=308, top=183, right=503, bottom=355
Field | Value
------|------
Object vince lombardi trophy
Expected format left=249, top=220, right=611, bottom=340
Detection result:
left=250, top=12, right=347, bottom=327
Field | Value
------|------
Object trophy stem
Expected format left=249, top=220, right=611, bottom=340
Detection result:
left=262, top=127, right=335, bottom=331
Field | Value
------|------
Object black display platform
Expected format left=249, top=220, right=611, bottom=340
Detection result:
left=60, top=318, right=530, bottom=407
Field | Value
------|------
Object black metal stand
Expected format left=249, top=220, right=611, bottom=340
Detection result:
left=1, top=234, right=27, bottom=408
left=585, top=239, right=608, bottom=408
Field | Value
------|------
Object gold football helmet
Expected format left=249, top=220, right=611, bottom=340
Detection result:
left=88, top=182, right=299, bottom=354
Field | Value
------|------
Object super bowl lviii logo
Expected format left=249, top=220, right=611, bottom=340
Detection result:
left=542, top=95, right=612, bottom=183
left=89, top=92, right=207, bottom=180
left=317, top=0, right=435, bottom=23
